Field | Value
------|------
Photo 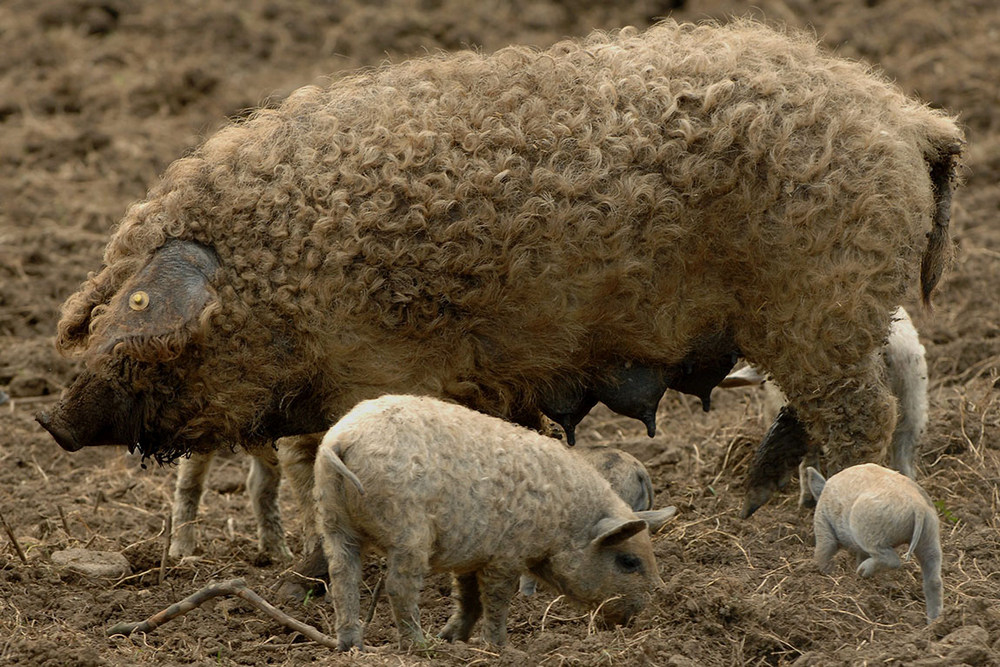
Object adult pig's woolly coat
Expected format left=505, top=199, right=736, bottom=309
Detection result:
left=40, top=20, right=962, bottom=475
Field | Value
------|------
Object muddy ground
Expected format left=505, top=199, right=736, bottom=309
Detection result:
left=1, top=0, right=998, bottom=665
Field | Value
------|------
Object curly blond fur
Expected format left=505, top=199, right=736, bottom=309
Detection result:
left=313, top=395, right=670, bottom=649
left=51, top=19, right=962, bottom=472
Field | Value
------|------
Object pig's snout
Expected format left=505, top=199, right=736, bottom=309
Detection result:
left=594, top=594, right=647, bottom=628
left=36, top=409, right=84, bottom=452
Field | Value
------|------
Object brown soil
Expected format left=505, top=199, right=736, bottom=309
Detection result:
left=1, top=0, right=998, bottom=665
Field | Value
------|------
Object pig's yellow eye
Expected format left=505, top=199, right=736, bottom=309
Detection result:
left=129, top=291, right=150, bottom=311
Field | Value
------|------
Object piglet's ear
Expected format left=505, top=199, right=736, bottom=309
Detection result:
left=591, top=517, right=648, bottom=548
left=89, top=240, right=220, bottom=355
left=805, top=467, right=826, bottom=500
left=635, top=506, right=676, bottom=534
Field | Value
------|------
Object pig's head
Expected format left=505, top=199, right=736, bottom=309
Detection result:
left=532, top=506, right=675, bottom=625
left=36, top=234, right=332, bottom=462
left=37, top=239, right=220, bottom=459
left=36, top=99, right=370, bottom=462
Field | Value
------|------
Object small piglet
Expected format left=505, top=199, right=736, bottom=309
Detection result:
left=314, top=394, right=675, bottom=650
left=520, top=445, right=656, bottom=596
left=806, top=463, right=942, bottom=622
left=575, top=445, right=656, bottom=513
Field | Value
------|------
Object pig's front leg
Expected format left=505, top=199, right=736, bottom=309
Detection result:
left=477, top=567, right=519, bottom=646
left=170, top=452, right=214, bottom=558
left=247, top=449, right=291, bottom=561
left=857, top=546, right=901, bottom=578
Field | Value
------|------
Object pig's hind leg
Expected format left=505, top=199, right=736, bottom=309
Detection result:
left=385, top=548, right=430, bottom=649
left=439, top=572, right=482, bottom=642
left=323, top=530, right=364, bottom=651
left=851, top=509, right=902, bottom=577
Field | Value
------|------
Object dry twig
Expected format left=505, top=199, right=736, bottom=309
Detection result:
left=0, top=510, right=28, bottom=564
left=107, top=578, right=339, bottom=649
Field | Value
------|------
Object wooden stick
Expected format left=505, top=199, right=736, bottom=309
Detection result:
left=57, top=505, right=73, bottom=539
left=0, top=510, right=28, bottom=564
left=107, top=578, right=339, bottom=649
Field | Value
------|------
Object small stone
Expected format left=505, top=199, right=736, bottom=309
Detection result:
left=51, top=548, right=131, bottom=578
left=937, top=625, right=989, bottom=647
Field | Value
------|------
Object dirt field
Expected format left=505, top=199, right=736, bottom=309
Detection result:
left=1, top=0, right=998, bottom=665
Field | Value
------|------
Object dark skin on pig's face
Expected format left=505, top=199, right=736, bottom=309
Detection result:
left=36, top=240, right=331, bottom=462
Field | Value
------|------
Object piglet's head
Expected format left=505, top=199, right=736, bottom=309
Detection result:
left=536, top=506, right=675, bottom=626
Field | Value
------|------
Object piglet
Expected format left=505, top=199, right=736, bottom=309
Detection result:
left=806, top=463, right=942, bottom=622
left=313, top=394, right=675, bottom=650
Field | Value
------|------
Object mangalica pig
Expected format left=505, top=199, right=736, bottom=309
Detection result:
left=36, top=19, right=961, bottom=591
left=314, top=395, right=676, bottom=649
left=806, top=463, right=943, bottom=622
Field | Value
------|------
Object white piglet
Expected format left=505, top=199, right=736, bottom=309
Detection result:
left=313, top=395, right=675, bottom=651
left=806, top=463, right=943, bottom=622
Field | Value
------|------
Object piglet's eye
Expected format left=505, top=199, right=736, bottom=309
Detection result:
left=615, top=553, right=643, bottom=573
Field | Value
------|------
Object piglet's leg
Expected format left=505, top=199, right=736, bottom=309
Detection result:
left=857, top=547, right=901, bottom=578
left=385, top=550, right=428, bottom=650
left=439, top=572, right=482, bottom=642
left=920, top=564, right=943, bottom=622
left=813, top=515, right=839, bottom=574
left=477, top=568, right=519, bottom=647
left=324, top=532, right=364, bottom=651
left=914, top=523, right=943, bottom=622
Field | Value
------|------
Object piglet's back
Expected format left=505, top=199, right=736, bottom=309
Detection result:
left=320, top=394, right=633, bottom=569
left=822, top=463, right=934, bottom=508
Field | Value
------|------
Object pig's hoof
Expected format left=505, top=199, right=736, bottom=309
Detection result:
left=438, top=617, right=474, bottom=643
left=856, top=558, right=878, bottom=578
left=168, top=541, right=195, bottom=559
left=260, top=542, right=293, bottom=562
left=336, top=638, right=364, bottom=652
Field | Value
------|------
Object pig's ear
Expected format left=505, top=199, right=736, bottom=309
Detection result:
left=89, top=240, right=220, bottom=355
left=805, top=467, right=826, bottom=500
left=635, top=506, right=676, bottom=534
left=591, top=517, right=648, bottom=548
